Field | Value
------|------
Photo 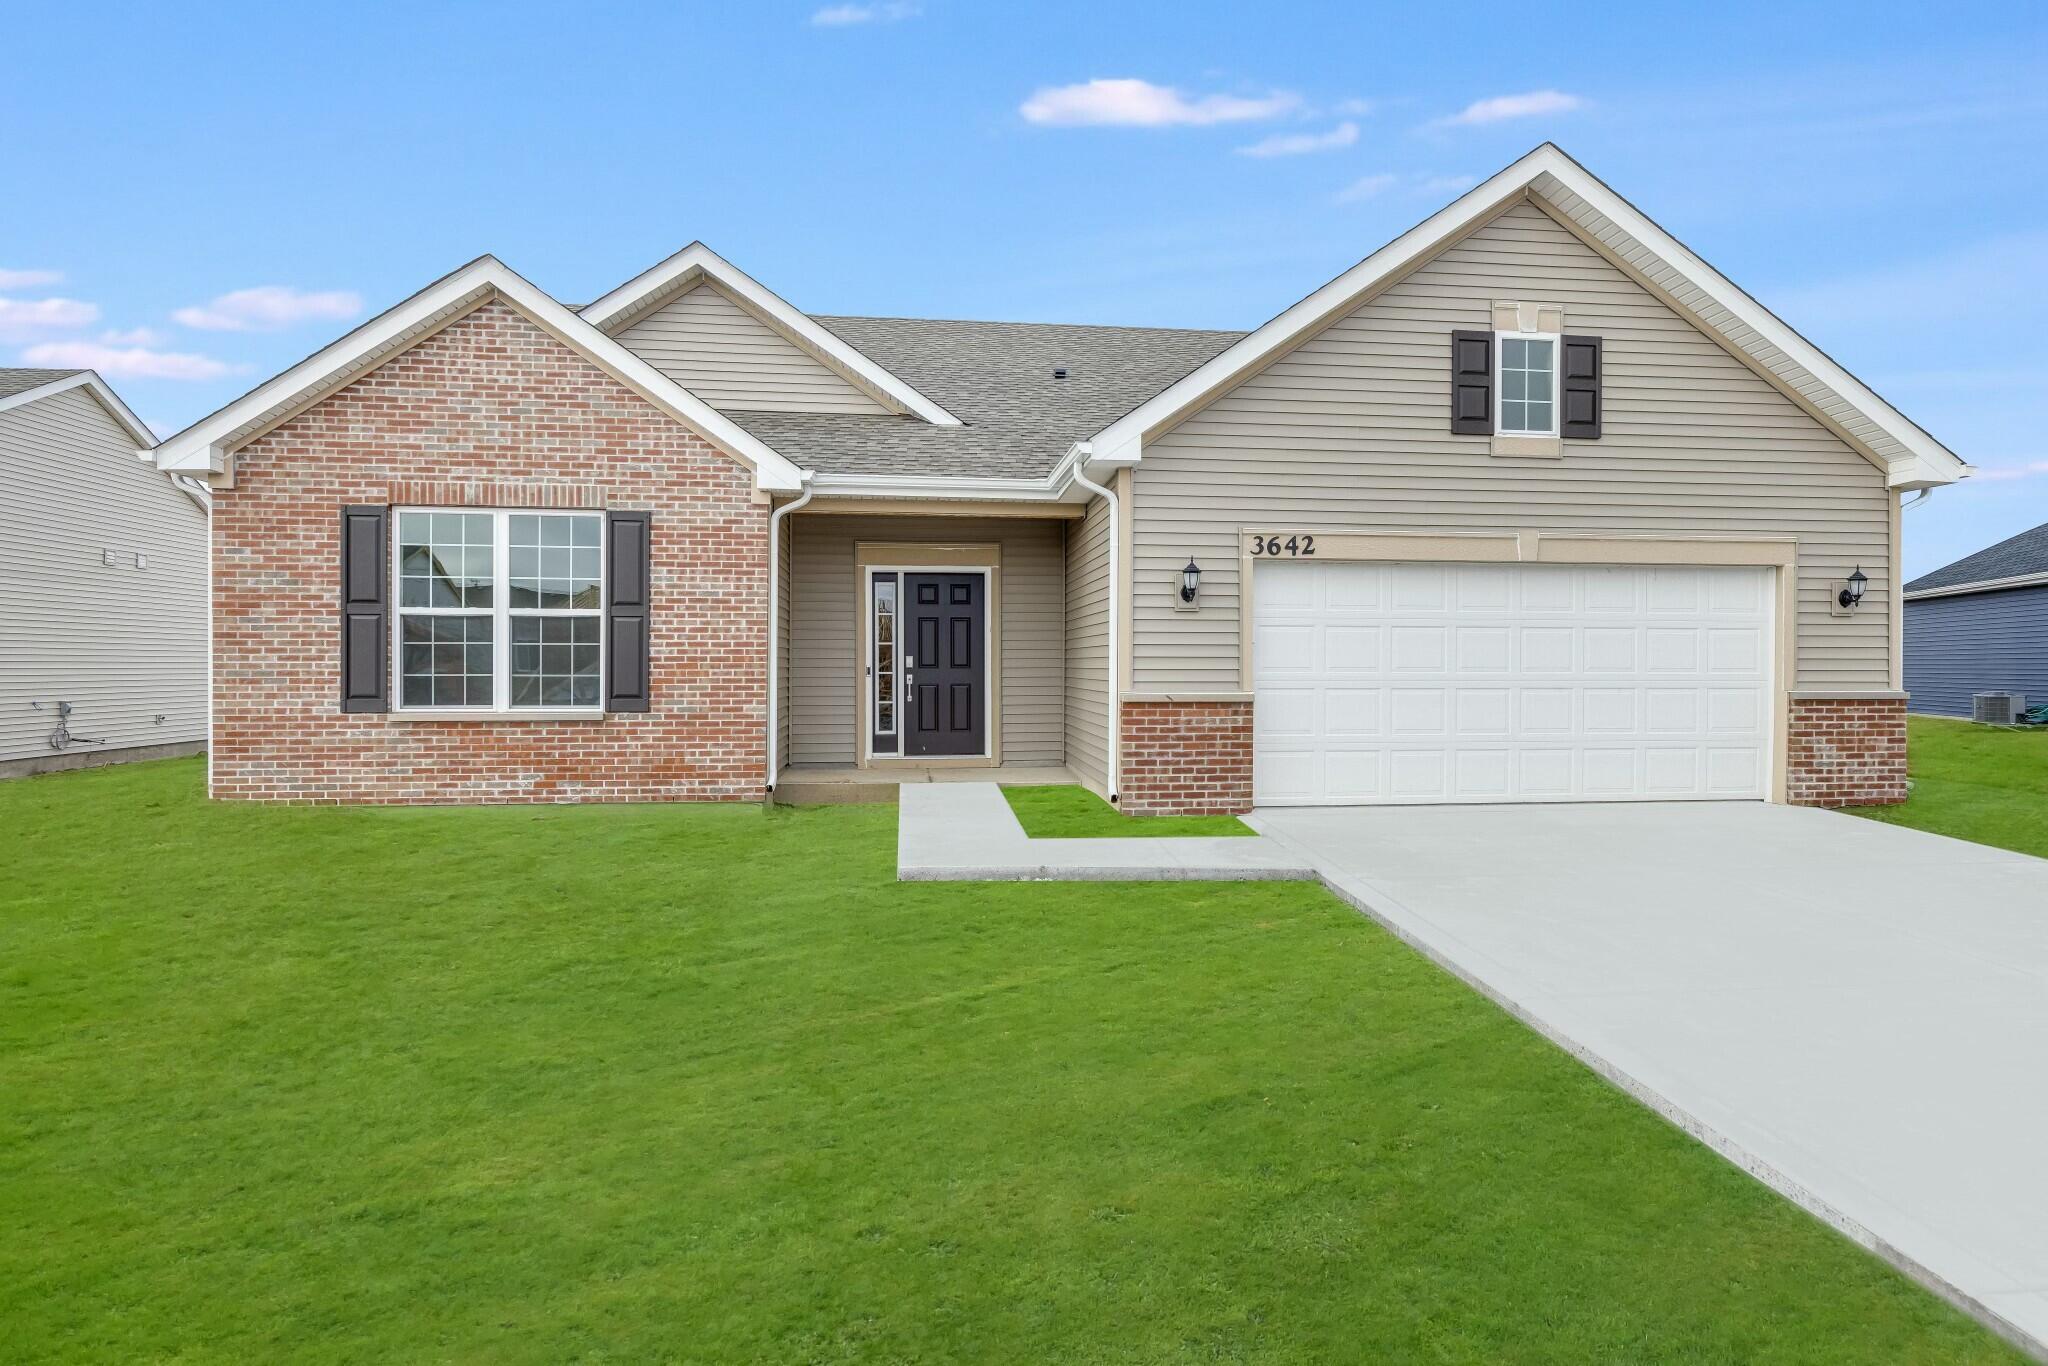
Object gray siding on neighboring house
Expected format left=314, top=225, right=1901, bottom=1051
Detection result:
left=1064, top=494, right=1111, bottom=793
left=0, top=385, right=207, bottom=764
left=1904, top=585, right=2048, bottom=717
left=615, top=283, right=889, bottom=414
left=1131, top=200, right=1894, bottom=693
left=787, top=515, right=1065, bottom=765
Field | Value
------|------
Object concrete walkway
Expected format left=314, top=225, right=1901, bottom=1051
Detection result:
left=1248, top=801, right=2048, bottom=1360
left=896, top=783, right=1313, bottom=881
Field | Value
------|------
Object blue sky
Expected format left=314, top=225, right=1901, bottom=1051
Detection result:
left=4, top=0, right=2044, bottom=576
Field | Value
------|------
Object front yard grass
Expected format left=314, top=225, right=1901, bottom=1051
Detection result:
left=1, top=757, right=2019, bottom=1363
left=1848, top=714, right=2048, bottom=858
left=1002, top=782, right=1255, bottom=837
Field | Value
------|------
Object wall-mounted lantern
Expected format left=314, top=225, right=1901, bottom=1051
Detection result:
left=1180, top=557, right=1202, bottom=605
left=1837, top=566, right=1868, bottom=611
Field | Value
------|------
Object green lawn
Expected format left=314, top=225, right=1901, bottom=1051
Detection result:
left=1, top=759, right=2019, bottom=1363
left=1003, top=782, right=1255, bottom=837
left=1848, top=715, right=2048, bottom=857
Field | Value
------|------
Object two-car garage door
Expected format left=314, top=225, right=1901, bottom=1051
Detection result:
left=1252, top=560, right=1773, bottom=805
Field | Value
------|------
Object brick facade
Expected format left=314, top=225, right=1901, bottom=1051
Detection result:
left=1118, top=699, right=1254, bottom=815
left=1785, top=697, right=1908, bottom=807
left=212, top=299, right=770, bottom=804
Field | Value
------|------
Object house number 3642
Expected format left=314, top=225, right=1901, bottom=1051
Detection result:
left=1251, top=534, right=1316, bottom=557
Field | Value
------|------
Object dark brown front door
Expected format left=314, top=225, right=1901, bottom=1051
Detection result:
left=904, top=572, right=985, bottom=757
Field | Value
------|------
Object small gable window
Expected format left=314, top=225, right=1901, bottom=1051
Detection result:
left=1497, top=334, right=1558, bottom=436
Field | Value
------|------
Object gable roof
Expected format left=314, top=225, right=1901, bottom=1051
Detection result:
left=579, top=242, right=962, bottom=427
left=725, top=317, right=1242, bottom=483
left=1905, top=520, right=2048, bottom=598
left=151, top=256, right=806, bottom=492
left=0, top=367, right=157, bottom=448
left=1080, top=143, right=1971, bottom=491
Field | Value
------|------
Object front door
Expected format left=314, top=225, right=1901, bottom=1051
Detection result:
left=904, top=572, right=986, bottom=757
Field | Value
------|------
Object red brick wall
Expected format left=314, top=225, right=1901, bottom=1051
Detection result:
left=212, top=298, right=769, bottom=804
left=1785, top=697, right=1907, bottom=807
left=1119, top=700, right=1254, bottom=815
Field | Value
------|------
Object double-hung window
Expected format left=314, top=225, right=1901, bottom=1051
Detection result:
left=394, top=508, right=605, bottom=712
left=1496, top=333, right=1559, bottom=436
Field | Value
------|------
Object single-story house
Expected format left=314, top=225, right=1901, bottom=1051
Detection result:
left=2, top=368, right=210, bottom=777
left=151, top=143, right=1969, bottom=811
left=1903, top=520, right=2048, bottom=718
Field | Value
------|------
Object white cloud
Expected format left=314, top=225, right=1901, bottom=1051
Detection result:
left=20, top=340, right=247, bottom=381
left=1437, top=89, right=1585, bottom=127
left=1020, top=78, right=1300, bottom=128
left=1238, top=121, right=1359, bottom=158
left=99, top=326, right=164, bottom=346
left=1335, top=172, right=1400, bottom=203
left=173, top=285, right=363, bottom=332
left=0, top=295, right=100, bottom=341
left=1414, top=173, right=1479, bottom=195
left=1334, top=97, right=1375, bottom=116
left=0, top=268, right=64, bottom=289
left=1970, top=459, right=2048, bottom=482
left=810, top=1, right=917, bottom=25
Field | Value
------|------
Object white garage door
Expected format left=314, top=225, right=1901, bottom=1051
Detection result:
left=1253, top=560, right=1773, bottom=805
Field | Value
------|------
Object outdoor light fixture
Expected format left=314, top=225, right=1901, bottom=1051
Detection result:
left=1180, top=557, right=1203, bottom=604
left=1838, top=566, right=1868, bottom=610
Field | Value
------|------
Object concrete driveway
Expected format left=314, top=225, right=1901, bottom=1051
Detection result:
left=1248, top=801, right=2048, bottom=1357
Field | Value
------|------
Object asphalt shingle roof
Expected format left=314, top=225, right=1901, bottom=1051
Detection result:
left=721, top=316, right=1244, bottom=480
left=0, top=368, right=82, bottom=401
left=1906, top=520, right=2048, bottom=593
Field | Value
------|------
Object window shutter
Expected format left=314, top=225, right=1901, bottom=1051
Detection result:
left=1449, top=330, right=1493, bottom=435
left=339, top=505, right=389, bottom=713
left=1561, top=334, right=1602, bottom=439
left=605, top=510, right=652, bottom=713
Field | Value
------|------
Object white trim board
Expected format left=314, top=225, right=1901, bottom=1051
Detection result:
left=1903, top=570, right=2048, bottom=602
left=150, top=256, right=808, bottom=494
left=1083, top=143, right=1971, bottom=492
left=579, top=242, right=961, bottom=427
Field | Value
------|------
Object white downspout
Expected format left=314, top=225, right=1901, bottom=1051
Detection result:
left=766, top=477, right=815, bottom=793
left=1070, top=458, right=1120, bottom=802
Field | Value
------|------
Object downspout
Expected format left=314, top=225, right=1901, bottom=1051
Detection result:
left=1069, top=454, right=1120, bottom=802
left=766, top=476, right=815, bottom=794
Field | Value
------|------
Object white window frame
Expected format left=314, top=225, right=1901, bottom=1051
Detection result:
left=871, top=572, right=899, bottom=745
left=1495, top=330, right=1561, bottom=437
left=390, top=506, right=607, bottom=717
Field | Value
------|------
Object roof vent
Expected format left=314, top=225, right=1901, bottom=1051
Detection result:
left=1052, top=367, right=1068, bottom=380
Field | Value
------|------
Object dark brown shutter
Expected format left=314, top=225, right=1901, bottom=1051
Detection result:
left=340, top=505, right=389, bottom=712
left=1449, top=329, right=1493, bottom=435
left=605, top=510, right=652, bottom=713
left=1561, top=334, right=1602, bottom=439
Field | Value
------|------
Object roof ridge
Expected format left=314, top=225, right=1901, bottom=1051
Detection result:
left=816, top=313, right=1248, bottom=337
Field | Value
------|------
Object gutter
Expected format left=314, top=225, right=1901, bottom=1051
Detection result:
left=1066, top=444, right=1121, bottom=802
left=766, top=475, right=816, bottom=792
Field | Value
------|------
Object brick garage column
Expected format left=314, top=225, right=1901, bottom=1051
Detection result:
left=1118, top=699, right=1254, bottom=815
left=1785, top=696, right=1908, bottom=807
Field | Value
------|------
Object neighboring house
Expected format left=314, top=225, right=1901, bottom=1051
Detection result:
left=1903, top=520, right=2048, bottom=717
left=151, top=144, right=1970, bottom=811
left=1, top=369, right=209, bottom=777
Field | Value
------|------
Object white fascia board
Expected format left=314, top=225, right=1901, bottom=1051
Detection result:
left=1086, top=143, right=1969, bottom=488
left=579, top=242, right=963, bottom=427
left=0, top=370, right=157, bottom=450
left=1903, top=569, right=2048, bottom=601
left=805, top=470, right=1068, bottom=502
left=151, top=256, right=806, bottom=493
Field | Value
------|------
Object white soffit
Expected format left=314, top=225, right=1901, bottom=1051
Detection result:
left=579, top=242, right=962, bottom=427
left=151, top=256, right=807, bottom=492
left=1087, top=143, right=1969, bottom=490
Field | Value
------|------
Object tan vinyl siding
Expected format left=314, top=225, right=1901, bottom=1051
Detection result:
left=1063, top=493, right=1111, bottom=793
left=788, top=515, right=1065, bottom=765
left=0, top=386, right=208, bottom=762
left=615, top=283, right=889, bottom=414
left=1132, top=200, right=1892, bottom=693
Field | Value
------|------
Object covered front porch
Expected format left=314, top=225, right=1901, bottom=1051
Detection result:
left=771, top=500, right=1109, bottom=799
